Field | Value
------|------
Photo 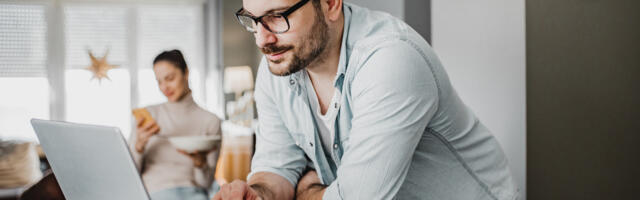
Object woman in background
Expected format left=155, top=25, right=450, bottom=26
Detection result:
left=129, top=50, right=221, bottom=200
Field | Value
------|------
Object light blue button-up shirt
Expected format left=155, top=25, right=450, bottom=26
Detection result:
left=249, top=3, right=519, bottom=200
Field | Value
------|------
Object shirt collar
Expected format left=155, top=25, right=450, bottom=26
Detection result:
left=334, top=3, right=352, bottom=89
left=287, top=71, right=304, bottom=95
left=288, top=3, right=352, bottom=94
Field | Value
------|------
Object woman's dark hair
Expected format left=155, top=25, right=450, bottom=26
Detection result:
left=153, top=49, right=188, bottom=73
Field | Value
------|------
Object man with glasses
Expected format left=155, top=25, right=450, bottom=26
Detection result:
left=213, top=0, right=518, bottom=199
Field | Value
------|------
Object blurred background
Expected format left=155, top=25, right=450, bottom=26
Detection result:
left=0, top=0, right=638, bottom=199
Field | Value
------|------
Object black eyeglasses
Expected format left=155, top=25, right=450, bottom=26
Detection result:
left=235, top=0, right=310, bottom=34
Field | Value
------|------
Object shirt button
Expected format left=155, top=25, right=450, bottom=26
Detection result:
left=289, top=79, right=296, bottom=85
left=309, top=142, right=313, bottom=147
left=333, top=144, right=338, bottom=149
left=334, top=103, right=339, bottom=109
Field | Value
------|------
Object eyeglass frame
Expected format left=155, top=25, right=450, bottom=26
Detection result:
left=235, top=0, right=310, bottom=34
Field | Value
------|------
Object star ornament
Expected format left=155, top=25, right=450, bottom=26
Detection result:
left=86, top=49, right=118, bottom=82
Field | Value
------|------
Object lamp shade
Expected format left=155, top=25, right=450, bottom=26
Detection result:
left=223, top=66, right=254, bottom=94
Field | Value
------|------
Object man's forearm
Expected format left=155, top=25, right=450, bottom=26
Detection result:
left=248, top=172, right=296, bottom=200
left=296, top=183, right=326, bottom=200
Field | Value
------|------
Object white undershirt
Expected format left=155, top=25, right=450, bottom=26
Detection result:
left=303, top=70, right=340, bottom=157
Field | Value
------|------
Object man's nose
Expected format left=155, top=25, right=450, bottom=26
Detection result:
left=254, top=22, right=277, bottom=48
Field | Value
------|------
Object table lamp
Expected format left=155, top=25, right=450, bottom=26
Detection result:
left=223, top=66, right=254, bottom=100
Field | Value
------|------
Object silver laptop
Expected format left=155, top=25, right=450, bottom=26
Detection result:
left=31, top=119, right=150, bottom=200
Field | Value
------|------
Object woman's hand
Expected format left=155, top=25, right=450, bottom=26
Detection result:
left=177, top=149, right=211, bottom=168
left=134, top=117, right=160, bottom=153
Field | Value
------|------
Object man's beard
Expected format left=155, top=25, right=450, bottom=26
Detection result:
left=262, top=9, right=330, bottom=76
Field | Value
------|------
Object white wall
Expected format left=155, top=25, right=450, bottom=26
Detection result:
left=432, top=0, right=527, bottom=198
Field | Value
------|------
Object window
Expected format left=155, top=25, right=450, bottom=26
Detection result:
left=0, top=1, right=218, bottom=141
left=137, top=5, right=206, bottom=107
left=61, top=3, right=207, bottom=139
left=0, top=77, right=49, bottom=141
left=0, top=4, right=48, bottom=141
left=63, top=5, right=133, bottom=137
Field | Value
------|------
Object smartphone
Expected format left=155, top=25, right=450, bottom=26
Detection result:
left=132, top=108, right=155, bottom=127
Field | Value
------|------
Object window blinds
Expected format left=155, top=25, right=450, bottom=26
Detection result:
left=0, top=4, right=47, bottom=77
left=137, top=5, right=204, bottom=70
left=64, top=5, right=128, bottom=69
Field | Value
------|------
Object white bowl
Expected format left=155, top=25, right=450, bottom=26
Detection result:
left=168, top=135, right=221, bottom=153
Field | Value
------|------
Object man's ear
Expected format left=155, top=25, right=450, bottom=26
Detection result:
left=324, top=0, right=343, bottom=21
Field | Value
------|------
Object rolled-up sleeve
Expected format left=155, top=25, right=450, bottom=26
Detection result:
left=324, top=41, right=438, bottom=199
left=247, top=59, right=309, bottom=187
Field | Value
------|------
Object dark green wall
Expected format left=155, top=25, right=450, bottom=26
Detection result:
left=223, top=0, right=262, bottom=81
left=222, top=0, right=262, bottom=106
left=526, top=0, right=640, bottom=199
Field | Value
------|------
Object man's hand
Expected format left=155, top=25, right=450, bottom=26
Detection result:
left=212, top=180, right=262, bottom=200
left=295, top=170, right=326, bottom=200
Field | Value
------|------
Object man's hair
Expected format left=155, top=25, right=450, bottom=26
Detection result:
left=311, top=0, right=321, bottom=9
